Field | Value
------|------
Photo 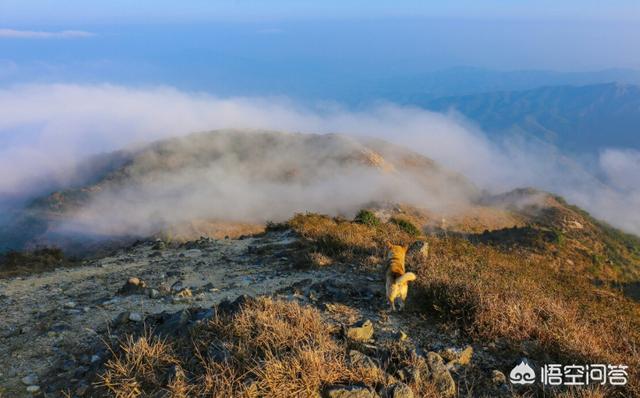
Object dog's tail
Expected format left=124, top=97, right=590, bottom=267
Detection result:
left=395, top=272, right=416, bottom=285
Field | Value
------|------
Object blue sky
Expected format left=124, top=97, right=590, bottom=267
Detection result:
left=1, top=0, right=639, bottom=23
left=1, top=1, right=640, bottom=98
left=1, top=18, right=640, bottom=97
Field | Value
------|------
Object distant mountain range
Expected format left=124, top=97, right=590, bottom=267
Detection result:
left=366, top=67, right=640, bottom=100
left=415, top=82, right=640, bottom=152
left=333, top=68, right=640, bottom=153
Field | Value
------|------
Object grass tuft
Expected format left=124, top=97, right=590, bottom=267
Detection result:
left=354, top=209, right=381, bottom=227
left=0, top=247, right=74, bottom=278
left=97, top=298, right=441, bottom=397
left=389, top=217, right=422, bottom=237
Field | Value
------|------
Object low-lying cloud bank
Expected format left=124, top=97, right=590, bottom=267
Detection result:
left=0, top=83, right=638, bottom=235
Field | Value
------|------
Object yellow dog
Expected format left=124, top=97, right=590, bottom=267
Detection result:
left=385, top=243, right=416, bottom=311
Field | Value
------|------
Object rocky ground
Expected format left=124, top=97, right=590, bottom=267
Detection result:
left=2, top=229, right=523, bottom=397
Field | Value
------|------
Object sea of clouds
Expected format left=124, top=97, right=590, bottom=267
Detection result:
left=0, top=83, right=638, bottom=235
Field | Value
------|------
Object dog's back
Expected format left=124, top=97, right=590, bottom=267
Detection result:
left=387, top=243, right=407, bottom=277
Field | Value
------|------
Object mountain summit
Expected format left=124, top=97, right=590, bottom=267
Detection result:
left=1, top=130, right=476, bottom=251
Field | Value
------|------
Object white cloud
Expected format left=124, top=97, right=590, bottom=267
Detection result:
left=599, top=148, right=640, bottom=192
left=0, top=29, right=94, bottom=39
left=0, top=83, right=638, bottom=235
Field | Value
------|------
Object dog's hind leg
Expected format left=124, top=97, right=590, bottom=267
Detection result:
left=394, top=297, right=404, bottom=311
left=398, top=285, right=409, bottom=311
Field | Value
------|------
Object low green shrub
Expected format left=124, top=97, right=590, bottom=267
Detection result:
left=354, top=209, right=381, bottom=227
left=390, top=217, right=421, bottom=237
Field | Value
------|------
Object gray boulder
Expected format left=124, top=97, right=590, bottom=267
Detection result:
left=345, top=319, right=374, bottom=342
left=426, top=352, right=456, bottom=397
left=492, top=369, right=506, bottom=385
left=324, top=385, right=379, bottom=398
left=21, top=374, right=38, bottom=385
left=117, top=277, right=148, bottom=295
left=386, top=382, right=413, bottom=398
left=349, top=350, right=378, bottom=369
left=408, top=241, right=429, bottom=258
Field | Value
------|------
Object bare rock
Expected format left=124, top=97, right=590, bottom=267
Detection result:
left=387, top=382, right=413, bottom=398
left=21, top=374, right=38, bottom=385
left=492, top=370, right=506, bottom=385
left=175, top=288, right=192, bottom=298
left=208, top=342, right=233, bottom=363
left=158, top=283, right=171, bottom=294
left=26, top=385, right=40, bottom=393
left=152, top=240, right=166, bottom=250
left=118, top=277, right=148, bottom=295
left=113, top=311, right=130, bottom=326
left=442, top=345, right=473, bottom=368
left=457, top=346, right=473, bottom=365
left=324, top=385, right=379, bottom=398
left=408, top=241, right=429, bottom=258
left=345, top=319, right=374, bottom=342
left=75, top=382, right=90, bottom=396
left=426, top=352, right=456, bottom=398
left=349, top=350, right=378, bottom=369
left=170, top=280, right=184, bottom=293
left=154, top=309, right=191, bottom=337
left=163, top=364, right=186, bottom=386
left=394, top=352, right=430, bottom=386
left=128, top=312, right=143, bottom=322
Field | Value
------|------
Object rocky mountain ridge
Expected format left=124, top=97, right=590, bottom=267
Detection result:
left=1, top=130, right=639, bottom=397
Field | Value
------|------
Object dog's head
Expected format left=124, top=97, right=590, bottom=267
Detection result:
left=386, top=242, right=408, bottom=259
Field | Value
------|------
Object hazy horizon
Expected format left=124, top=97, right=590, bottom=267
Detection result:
left=2, top=17, right=640, bottom=94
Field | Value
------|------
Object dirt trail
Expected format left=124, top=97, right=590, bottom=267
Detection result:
left=0, top=230, right=495, bottom=397
left=0, top=231, right=349, bottom=396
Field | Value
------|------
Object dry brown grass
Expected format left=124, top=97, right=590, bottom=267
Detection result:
left=98, top=297, right=439, bottom=397
left=551, top=388, right=608, bottom=398
left=0, top=247, right=76, bottom=278
left=511, top=387, right=609, bottom=398
left=99, top=333, right=181, bottom=397
left=99, top=212, right=639, bottom=397
left=160, top=219, right=266, bottom=241
left=412, top=236, right=640, bottom=397
left=287, top=213, right=640, bottom=397
left=288, top=213, right=415, bottom=265
left=413, top=236, right=640, bottom=360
